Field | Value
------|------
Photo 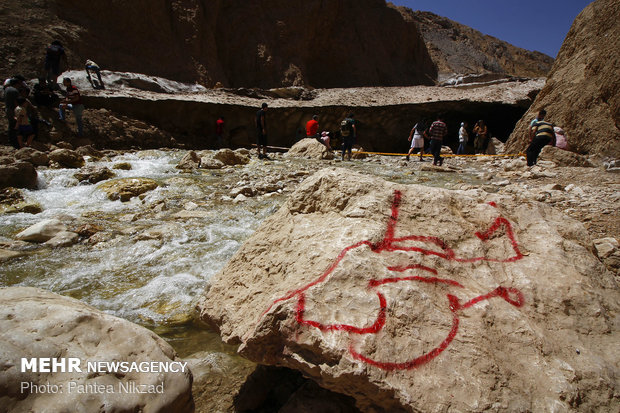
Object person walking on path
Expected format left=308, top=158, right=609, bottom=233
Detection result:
left=457, top=122, right=469, bottom=155
left=406, top=121, right=426, bottom=161
left=428, top=115, right=448, bottom=166
left=58, top=78, right=85, bottom=137
left=256, top=103, right=269, bottom=159
left=473, top=120, right=488, bottom=154
left=340, top=113, right=356, bottom=161
left=44, top=41, right=68, bottom=90
left=526, top=109, right=555, bottom=166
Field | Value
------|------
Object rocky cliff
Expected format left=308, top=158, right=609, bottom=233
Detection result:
left=505, top=0, right=620, bottom=157
left=1, top=0, right=436, bottom=88
left=392, top=7, right=554, bottom=79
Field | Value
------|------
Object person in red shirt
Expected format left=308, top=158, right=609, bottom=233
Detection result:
left=215, top=116, right=225, bottom=148
left=306, top=115, right=319, bottom=139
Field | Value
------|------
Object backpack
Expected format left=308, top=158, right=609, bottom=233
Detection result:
left=47, top=44, right=63, bottom=60
left=340, top=118, right=353, bottom=137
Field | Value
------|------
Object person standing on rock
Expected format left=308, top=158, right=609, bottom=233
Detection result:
left=457, top=122, right=469, bottom=155
left=406, top=121, right=426, bottom=161
left=215, top=116, right=225, bottom=148
left=473, top=120, right=488, bottom=154
left=44, top=41, right=68, bottom=90
left=428, top=114, right=448, bottom=166
left=526, top=109, right=555, bottom=166
left=340, top=113, right=356, bottom=161
left=256, top=103, right=269, bottom=159
left=306, top=115, right=319, bottom=139
left=58, top=77, right=85, bottom=137
left=3, top=78, right=20, bottom=148
left=15, top=97, right=35, bottom=148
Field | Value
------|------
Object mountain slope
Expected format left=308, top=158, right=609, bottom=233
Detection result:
left=391, top=6, right=554, bottom=79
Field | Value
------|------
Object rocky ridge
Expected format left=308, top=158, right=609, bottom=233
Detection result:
left=506, top=0, right=620, bottom=158
left=392, top=8, right=554, bottom=79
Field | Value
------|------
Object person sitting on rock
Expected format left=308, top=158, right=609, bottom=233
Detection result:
left=33, top=77, right=58, bottom=107
left=306, top=115, right=319, bottom=139
left=58, top=77, right=85, bottom=137
left=85, top=59, right=105, bottom=90
left=318, top=131, right=332, bottom=151
left=15, top=97, right=35, bottom=148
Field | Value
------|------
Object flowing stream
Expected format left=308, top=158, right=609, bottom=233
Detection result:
left=0, top=150, right=484, bottom=357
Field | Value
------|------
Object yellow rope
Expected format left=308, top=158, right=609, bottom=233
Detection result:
left=357, top=151, right=524, bottom=158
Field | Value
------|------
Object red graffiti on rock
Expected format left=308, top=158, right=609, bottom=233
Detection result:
left=265, top=190, right=525, bottom=371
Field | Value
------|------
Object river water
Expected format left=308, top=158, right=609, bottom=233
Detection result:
left=0, top=150, right=484, bottom=357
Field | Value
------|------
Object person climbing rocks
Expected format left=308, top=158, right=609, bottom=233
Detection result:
left=428, top=114, right=448, bottom=166
left=526, top=109, right=555, bottom=166
left=256, top=103, right=269, bottom=160
left=85, top=59, right=105, bottom=89
left=58, top=78, right=85, bottom=137
left=44, top=41, right=68, bottom=90
left=406, top=121, right=426, bottom=161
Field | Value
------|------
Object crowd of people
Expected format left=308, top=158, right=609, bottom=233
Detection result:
left=2, top=41, right=97, bottom=149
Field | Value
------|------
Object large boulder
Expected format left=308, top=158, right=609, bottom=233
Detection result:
left=176, top=151, right=201, bottom=170
left=286, top=138, right=333, bottom=160
left=48, top=149, right=85, bottom=169
left=198, top=168, right=619, bottom=412
left=99, top=178, right=159, bottom=202
left=74, top=166, right=116, bottom=184
left=14, top=147, right=49, bottom=167
left=15, top=219, right=68, bottom=243
left=213, top=148, right=250, bottom=166
left=0, top=162, right=38, bottom=189
left=506, top=0, right=620, bottom=157
left=0, top=287, right=193, bottom=412
left=539, top=146, right=595, bottom=167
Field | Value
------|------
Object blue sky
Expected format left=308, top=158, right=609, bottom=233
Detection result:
left=392, top=0, right=593, bottom=57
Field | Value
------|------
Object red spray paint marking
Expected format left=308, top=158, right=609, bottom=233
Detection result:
left=263, top=190, right=526, bottom=371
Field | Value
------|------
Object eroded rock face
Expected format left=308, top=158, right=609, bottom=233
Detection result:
left=52, top=0, right=436, bottom=88
left=198, top=168, right=619, bottom=412
left=0, top=287, right=193, bottom=413
left=506, top=0, right=620, bottom=157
